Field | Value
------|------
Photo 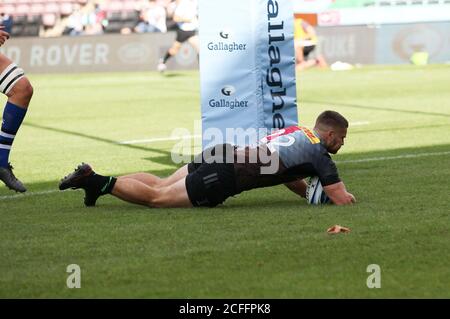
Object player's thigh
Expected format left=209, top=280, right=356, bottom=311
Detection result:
left=0, top=53, right=13, bottom=70
left=170, top=40, right=182, bottom=51
left=296, top=45, right=304, bottom=60
left=187, top=35, right=199, bottom=51
left=160, top=164, right=189, bottom=187
left=157, top=178, right=192, bottom=208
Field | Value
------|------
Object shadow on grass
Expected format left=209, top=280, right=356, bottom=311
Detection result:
left=161, top=72, right=191, bottom=78
left=23, top=122, right=190, bottom=169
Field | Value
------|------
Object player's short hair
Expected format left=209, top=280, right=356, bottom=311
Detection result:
left=315, top=110, right=349, bottom=130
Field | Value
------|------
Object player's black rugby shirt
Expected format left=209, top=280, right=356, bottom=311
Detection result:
left=233, top=126, right=341, bottom=193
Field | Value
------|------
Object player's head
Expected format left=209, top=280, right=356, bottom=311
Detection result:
left=314, top=110, right=348, bottom=154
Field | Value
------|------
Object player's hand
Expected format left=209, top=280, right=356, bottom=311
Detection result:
left=333, top=192, right=355, bottom=205
left=323, top=182, right=356, bottom=205
left=0, top=26, right=10, bottom=47
left=348, top=192, right=356, bottom=204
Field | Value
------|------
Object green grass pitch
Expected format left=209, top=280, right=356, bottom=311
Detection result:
left=0, top=65, right=449, bottom=298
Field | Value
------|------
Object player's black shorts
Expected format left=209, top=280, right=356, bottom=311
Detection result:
left=303, top=45, right=316, bottom=59
left=185, top=144, right=237, bottom=208
left=176, top=29, right=197, bottom=43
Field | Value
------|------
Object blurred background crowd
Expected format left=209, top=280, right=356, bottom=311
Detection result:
left=0, top=0, right=181, bottom=38
left=1, top=0, right=449, bottom=69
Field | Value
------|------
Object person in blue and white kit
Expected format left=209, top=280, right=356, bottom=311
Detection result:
left=0, top=26, right=34, bottom=193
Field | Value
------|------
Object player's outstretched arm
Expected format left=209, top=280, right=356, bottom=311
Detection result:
left=323, top=182, right=356, bottom=206
left=285, top=179, right=308, bottom=198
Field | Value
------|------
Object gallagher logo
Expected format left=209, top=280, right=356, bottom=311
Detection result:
left=221, top=85, right=235, bottom=96
left=207, top=28, right=247, bottom=52
left=209, top=86, right=249, bottom=109
left=219, top=31, right=229, bottom=39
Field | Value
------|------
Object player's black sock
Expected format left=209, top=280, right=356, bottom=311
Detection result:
left=85, top=174, right=117, bottom=195
left=82, top=174, right=117, bottom=207
left=163, top=52, right=171, bottom=63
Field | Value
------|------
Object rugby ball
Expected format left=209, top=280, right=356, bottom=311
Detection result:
left=306, top=176, right=330, bottom=205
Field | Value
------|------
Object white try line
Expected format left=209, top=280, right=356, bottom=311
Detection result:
left=350, top=121, right=370, bottom=126
left=1, top=150, right=449, bottom=201
left=118, top=123, right=370, bottom=146
left=0, top=189, right=59, bottom=201
left=119, top=134, right=202, bottom=145
left=336, top=151, right=450, bottom=164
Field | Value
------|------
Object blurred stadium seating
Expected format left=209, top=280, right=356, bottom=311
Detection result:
left=100, top=0, right=168, bottom=34
left=1, top=0, right=449, bottom=37
left=0, top=0, right=156, bottom=37
left=329, top=0, right=450, bottom=7
left=102, top=1, right=141, bottom=34
left=0, top=0, right=89, bottom=37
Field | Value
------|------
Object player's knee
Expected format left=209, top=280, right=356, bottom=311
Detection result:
left=157, top=176, right=173, bottom=187
left=147, top=188, right=167, bottom=208
left=147, top=176, right=171, bottom=189
left=14, top=78, right=34, bottom=102
left=1, top=63, right=29, bottom=97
